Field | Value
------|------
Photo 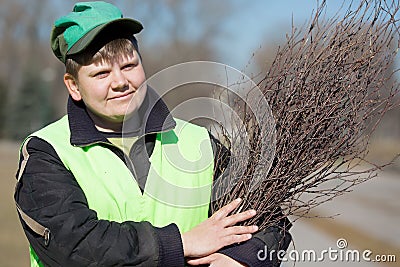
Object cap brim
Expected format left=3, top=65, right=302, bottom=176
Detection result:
left=67, top=18, right=143, bottom=56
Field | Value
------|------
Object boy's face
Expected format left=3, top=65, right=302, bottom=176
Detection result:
left=66, top=50, right=147, bottom=126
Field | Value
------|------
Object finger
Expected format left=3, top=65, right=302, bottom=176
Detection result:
left=212, top=198, right=242, bottom=220
left=222, top=209, right=256, bottom=227
left=222, top=233, right=253, bottom=246
left=187, top=254, right=215, bottom=265
left=225, top=225, right=258, bottom=236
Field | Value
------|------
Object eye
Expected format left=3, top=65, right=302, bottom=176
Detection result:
left=94, top=70, right=109, bottom=79
left=122, top=63, right=136, bottom=71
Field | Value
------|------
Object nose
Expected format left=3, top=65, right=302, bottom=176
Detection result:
left=111, top=69, right=128, bottom=91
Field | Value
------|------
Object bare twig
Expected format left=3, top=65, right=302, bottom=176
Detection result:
left=211, top=0, right=400, bottom=231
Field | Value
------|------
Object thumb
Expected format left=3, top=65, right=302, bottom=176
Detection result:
left=187, top=254, right=215, bottom=265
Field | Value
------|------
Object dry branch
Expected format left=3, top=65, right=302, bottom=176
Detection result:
left=211, top=0, right=400, bottom=231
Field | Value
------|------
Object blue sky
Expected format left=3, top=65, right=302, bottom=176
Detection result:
left=126, top=0, right=353, bottom=71
left=213, top=0, right=348, bottom=69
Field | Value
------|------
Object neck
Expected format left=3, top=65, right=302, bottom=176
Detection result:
left=88, top=110, right=142, bottom=133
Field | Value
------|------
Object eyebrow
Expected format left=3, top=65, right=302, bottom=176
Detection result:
left=92, top=53, right=137, bottom=66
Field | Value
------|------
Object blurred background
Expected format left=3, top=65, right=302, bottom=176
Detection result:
left=0, top=0, right=399, bottom=266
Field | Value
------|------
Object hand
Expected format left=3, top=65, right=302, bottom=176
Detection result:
left=187, top=253, right=247, bottom=266
left=182, top=198, right=258, bottom=257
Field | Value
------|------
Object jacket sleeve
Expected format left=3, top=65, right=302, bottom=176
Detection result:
left=218, top=215, right=292, bottom=267
left=14, top=137, right=184, bottom=267
left=209, top=132, right=292, bottom=267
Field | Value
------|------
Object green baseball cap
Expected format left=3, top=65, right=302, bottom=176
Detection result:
left=51, top=1, right=143, bottom=63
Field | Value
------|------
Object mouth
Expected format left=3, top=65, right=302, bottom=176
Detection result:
left=109, top=91, right=134, bottom=100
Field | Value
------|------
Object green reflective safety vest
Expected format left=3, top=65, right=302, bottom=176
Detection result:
left=25, top=116, right=214, bottom=267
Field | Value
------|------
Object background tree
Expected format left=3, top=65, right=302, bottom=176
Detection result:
left=0, top=0, right=237, bottom=140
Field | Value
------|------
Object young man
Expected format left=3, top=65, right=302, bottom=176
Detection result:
left=14, top=2, right=291, bottom=266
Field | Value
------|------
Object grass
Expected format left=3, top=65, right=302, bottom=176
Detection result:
left=0, top=141, right=29, bottom=267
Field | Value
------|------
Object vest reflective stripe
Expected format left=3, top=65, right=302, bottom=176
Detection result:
left=27, top=115, right=214, bottom=266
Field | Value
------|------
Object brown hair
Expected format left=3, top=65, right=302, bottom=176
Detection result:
left=65, top=36, right=139, bottom=78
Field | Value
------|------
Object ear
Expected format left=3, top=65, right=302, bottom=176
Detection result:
left=64, top=73, right=82, bottom=101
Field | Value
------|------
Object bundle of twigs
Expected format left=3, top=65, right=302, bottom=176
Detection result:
left=210, top=0, right=400, bottom=231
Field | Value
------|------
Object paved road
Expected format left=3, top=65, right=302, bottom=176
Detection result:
left=282, top=170, right=399, bottom=266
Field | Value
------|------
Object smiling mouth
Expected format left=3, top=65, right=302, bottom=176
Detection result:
left=110, top=91, right=134, bottom=100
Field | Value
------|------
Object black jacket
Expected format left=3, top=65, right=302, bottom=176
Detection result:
left=15, top=88, right=291, bottom=266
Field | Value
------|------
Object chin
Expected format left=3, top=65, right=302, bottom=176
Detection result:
left=108, top=115, right=125, bottom=124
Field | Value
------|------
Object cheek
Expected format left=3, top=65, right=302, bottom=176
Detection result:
left=80, top=83, right=108, bottom=102
left=138, top=84, right=147, bottom=99
left=134, top=84, right=147, bottom=105
left=135, top=66, right=147, bottom=86
left=127, top=85, right=147, bottom=113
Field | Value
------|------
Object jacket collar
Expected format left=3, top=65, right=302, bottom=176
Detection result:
left=68, top=86, right=176, bottom=146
